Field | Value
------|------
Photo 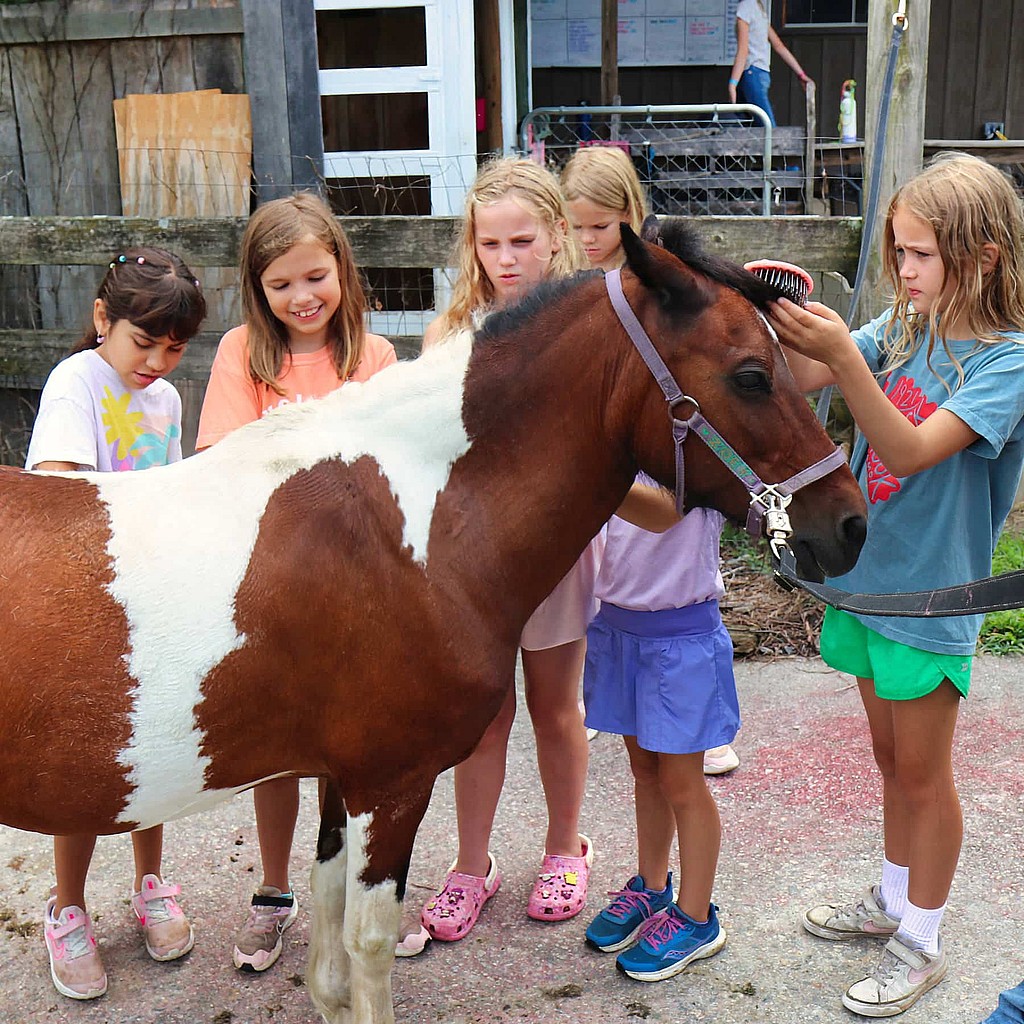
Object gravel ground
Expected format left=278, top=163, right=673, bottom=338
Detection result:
left=1, top=656, right=1023, bottom=1024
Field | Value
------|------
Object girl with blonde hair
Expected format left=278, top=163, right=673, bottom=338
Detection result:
left=561, top=145, right=647, bottom=271
left=771, top=153, right=1024, bottom=1016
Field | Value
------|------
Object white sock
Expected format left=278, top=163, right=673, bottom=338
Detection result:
left=897, top=899, right=945, bottom=955
left=879, top=858, right=909, bottom=920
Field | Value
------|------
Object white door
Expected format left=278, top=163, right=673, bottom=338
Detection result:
left=315, top=0, right=477, bottom=335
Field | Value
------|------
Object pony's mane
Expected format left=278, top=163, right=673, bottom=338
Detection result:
left=474, top=269, right=602, bottom=346
left=649, top=218, right=786, bottom=311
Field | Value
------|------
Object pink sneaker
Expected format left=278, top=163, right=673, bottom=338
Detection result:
left=421, top=853, right=501, bottom=941
left=131, top=874, right=194, bottom=962
left=527, top=833, right=594, bottom=922
left=44, top=892, right=107, bottom=1001
left=703, top=744, right=740, bottom=776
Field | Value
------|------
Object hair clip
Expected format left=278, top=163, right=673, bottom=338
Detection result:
left=118, top=254, right=127, bottom=263
left=137, top=256, right=145, bottom=264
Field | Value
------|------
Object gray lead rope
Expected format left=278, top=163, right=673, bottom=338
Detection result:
left=816, top=12, right=908, bottom=426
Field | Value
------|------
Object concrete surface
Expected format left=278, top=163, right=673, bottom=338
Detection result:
left=1, top=656, right=1022, bottom=1024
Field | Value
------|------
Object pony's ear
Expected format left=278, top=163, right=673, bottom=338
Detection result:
left=620, top=223, right=712, bottom=317
left=639, top=214, right=663, bottom=246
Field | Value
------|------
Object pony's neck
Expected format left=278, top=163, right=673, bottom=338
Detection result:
left=435, top=279, right=641, bottom=635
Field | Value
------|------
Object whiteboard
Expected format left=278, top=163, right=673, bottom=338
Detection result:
left=531, top=0, right=742, bottom=68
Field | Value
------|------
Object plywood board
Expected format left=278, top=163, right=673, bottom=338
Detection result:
left=113, top=89, right=251, bottom=333
left=114, top=89, right=251, bottom=217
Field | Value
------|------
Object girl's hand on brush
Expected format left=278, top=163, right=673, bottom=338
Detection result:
left=768, top=298, right=854, bottom=368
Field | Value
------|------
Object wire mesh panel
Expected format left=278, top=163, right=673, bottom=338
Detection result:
left=521, top=104, right=815, bottom=217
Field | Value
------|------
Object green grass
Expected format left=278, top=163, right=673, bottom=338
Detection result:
left=980, top=526, right=1024, bottom=653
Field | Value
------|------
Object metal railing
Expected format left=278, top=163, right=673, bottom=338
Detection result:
left=520, top=104, right=810, bottom=217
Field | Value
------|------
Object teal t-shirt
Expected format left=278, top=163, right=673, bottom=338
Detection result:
left=830, top=311, right=1024, bottom=655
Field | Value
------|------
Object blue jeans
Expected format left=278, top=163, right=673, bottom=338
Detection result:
left=982, top=982, right=1024, bottom=1024
left=738, top=66, right=776, bottom=126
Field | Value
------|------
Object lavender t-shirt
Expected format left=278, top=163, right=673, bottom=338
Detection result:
left=595, top=499, right=726, bottom=612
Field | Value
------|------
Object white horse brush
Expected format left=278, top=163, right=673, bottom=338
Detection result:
left=743, top=259, right=814, bottom=307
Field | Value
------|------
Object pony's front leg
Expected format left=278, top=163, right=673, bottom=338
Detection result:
left=308, top=780, right=351, bottom=1023
left=344, top=785, right=434, bottom=1024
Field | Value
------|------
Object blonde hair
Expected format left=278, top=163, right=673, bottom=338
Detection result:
left=881, top=152, right=1024, bottom=385
left=437, top=157, right=583, bottom=337
left=240, top=192, right=368, bottom=395
left=560, top=145, right=648, bottom=233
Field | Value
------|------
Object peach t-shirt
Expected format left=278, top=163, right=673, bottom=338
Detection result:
left=196, top=324, right=397, bottom=449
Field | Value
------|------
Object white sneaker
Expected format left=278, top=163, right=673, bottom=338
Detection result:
left=803, top=884, right=900, bottom=941
left=703, top=744, right=739, bottom=775
left=842, top=935, right=947, bottom=1016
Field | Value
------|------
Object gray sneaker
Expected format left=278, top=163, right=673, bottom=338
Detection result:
left=842, top=935, right=947, bottom=1017
left=802, top=885, right=900, bottom=940
left=232, top=886, right=298, bottom=972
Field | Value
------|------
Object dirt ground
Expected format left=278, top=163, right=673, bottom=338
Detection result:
left=2, top=656, right=1023, bottom=1024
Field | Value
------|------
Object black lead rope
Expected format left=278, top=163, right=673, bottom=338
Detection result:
left=773, top=548, right=1024, bottom=617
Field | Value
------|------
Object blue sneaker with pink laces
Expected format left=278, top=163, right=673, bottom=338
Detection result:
left=584, top=874, right=673, bottom=953
left=615, top=901, right=726, bottom=982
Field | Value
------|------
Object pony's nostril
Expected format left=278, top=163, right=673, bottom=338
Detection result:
left=841, top=514, right=867, bottom=550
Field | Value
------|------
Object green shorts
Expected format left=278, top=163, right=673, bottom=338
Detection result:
left=819, top=607, right=972, bottom=700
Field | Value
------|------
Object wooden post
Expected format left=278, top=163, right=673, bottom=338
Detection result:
left=862, top=0, right=930, bottom=318
left=242, top=0, right=324, bottom=203
left=600, top=0, right=618, bottom=106
left=476, top=0, right=504, bottom=152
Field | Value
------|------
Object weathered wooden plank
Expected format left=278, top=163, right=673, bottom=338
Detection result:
left=618, top=126, right=806, bottom=159
left=110, top=37, right=162, bottom=97
left=71, top=40, right=120, bottom=214
left=282, top=0, right=324, bottom=191
left=0, top=7, right=242, bottom=45
left=0, top=328, right=421, bottom=381
left=0, top=215, right=861, bottom=278
left=0, top=216, right=460, bottom=268
left=0, top=46, right=37, bottom=330
left=155, top=34, right=200, bottom=94
left=191, top=32, right=245, bottom=94
left=240, top=2, right=290, bottom=202
left=695, top=217, right=861, bottom=281
left=7, top=41, right=98, bottom=328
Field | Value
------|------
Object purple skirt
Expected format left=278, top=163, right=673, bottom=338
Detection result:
left=583, top=600, right=740, bottom=754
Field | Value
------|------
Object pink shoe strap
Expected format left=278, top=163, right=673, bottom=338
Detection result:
left=137, top=879, right=181, bottom=902
left=48, top=912, right=91, bottom=942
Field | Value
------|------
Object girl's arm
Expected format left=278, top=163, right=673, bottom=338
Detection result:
left=728, top=18, right=749, bottom=103
left=33, top=461, right=78, bottom=472
left=767, top=27, right=811, bottom=87
left=614, top=482, right=680, bottom=533
left=770, top=298, right=980, bottom=476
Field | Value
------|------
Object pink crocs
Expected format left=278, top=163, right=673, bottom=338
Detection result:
left=421, top=853, right=501, bottom=942
left=527, top=833, right=594, bottom=921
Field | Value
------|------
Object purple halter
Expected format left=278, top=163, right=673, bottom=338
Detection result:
left=605, top=268, right=847, bottom=555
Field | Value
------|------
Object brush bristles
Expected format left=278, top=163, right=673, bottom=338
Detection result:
left=743, top=260, right=814, bottom=307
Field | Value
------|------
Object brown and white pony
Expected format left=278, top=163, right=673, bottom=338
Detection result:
left=0, top=225, right=865, bottom=1022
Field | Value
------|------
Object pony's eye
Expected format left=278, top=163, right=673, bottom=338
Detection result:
left=734, top=368, right=771, bottom=394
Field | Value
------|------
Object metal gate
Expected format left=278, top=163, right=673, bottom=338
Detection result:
left=520, top=104, right=811, bottom=217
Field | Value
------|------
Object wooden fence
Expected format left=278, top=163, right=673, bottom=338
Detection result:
left=0, top=213, right=862, bottom=461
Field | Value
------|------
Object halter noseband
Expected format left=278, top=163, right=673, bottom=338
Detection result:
left=605, top=268, right=847, bottom=558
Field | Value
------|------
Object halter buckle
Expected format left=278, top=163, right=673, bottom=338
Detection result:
left=751, top=487, right=794, bottom=559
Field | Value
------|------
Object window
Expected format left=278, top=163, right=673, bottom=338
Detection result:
left=784, top=0, right=867, bottom=26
